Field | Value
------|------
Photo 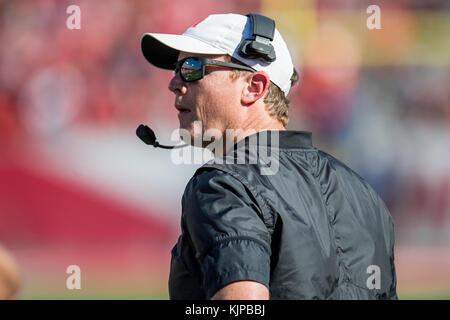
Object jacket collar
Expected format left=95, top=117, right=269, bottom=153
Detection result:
left=237, top=130, right=313, bottom=149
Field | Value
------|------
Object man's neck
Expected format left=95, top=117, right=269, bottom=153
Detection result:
left=210, top=121, right=285, bottom=158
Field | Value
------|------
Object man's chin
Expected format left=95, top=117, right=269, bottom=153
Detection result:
left=178, top=130, right=193, bottom=146
left=177, top=120, right=227, bottom=150
left=178, top=119, right=199, bottom=145
left=177, top=124, right=195, bottom=146
left=177, top=128, right=216, bottom=149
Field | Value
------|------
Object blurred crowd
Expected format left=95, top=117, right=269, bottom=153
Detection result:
left=0, top=0, right=449, bottom=246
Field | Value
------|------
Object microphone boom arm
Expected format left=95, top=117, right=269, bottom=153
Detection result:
left=136, top=124, right=188, bottom=149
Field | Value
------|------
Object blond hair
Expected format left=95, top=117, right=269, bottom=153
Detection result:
left=225, top=56, right=299, bottom=126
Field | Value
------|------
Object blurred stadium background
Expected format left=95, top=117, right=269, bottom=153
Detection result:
left=0, top=0, right=449, bottom=299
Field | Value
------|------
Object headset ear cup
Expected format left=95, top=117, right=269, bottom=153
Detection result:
left=265, top=47, right=276, bottom=62
left=238, top=39, right=276, bottom=62
left=238, top=39, right=253, bottom=58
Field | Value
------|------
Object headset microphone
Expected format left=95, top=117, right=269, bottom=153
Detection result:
left=136, top=124, right=188, bottom=149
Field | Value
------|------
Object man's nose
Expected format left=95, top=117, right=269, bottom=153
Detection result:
left=168, top=72, right=187, bottom=94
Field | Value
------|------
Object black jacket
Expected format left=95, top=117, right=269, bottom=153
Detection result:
left=169, top=130, right=397, bottom=299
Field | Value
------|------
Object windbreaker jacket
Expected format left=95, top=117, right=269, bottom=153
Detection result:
left=169, top=130, right=397, bottom=299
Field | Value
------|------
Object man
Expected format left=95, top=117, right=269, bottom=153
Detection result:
left=141, top=13, right=397, bottom=300
left=0, top=245, right=21, bottom=299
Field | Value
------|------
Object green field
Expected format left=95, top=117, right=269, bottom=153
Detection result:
left=19, top=291, right=450, bottom=300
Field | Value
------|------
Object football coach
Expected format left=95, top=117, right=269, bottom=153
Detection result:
left=140, top=13, right=397, bottom=300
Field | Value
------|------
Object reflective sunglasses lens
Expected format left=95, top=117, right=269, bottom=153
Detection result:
left=181, top=58, right=203, bottom=81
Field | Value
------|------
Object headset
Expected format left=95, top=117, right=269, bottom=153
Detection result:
left=238, top=13, right=276, bottom=63
left=136, top=124, right=186, bottom=149
left=137, top=13, right=276, bottom=149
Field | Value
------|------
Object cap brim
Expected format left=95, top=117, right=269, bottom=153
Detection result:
left=141, top=33, right=227, bottom=70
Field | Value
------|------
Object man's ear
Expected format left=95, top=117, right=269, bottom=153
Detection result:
left=241, top=71, right=270, bottom=105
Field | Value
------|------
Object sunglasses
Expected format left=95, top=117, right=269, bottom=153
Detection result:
left=173, top=57, right=255, bottom=82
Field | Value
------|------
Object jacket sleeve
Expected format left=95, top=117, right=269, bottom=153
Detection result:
left=181, top=168, right=272, bottom=299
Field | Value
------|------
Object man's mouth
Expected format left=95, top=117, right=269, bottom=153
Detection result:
left=175, top=105, right=191, bottom=113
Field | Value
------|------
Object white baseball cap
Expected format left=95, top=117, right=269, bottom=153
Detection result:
left=141, top=13, right=295, bottom=95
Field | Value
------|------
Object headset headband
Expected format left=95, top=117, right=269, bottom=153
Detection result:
left=238, top=13, right=276, bottom=62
